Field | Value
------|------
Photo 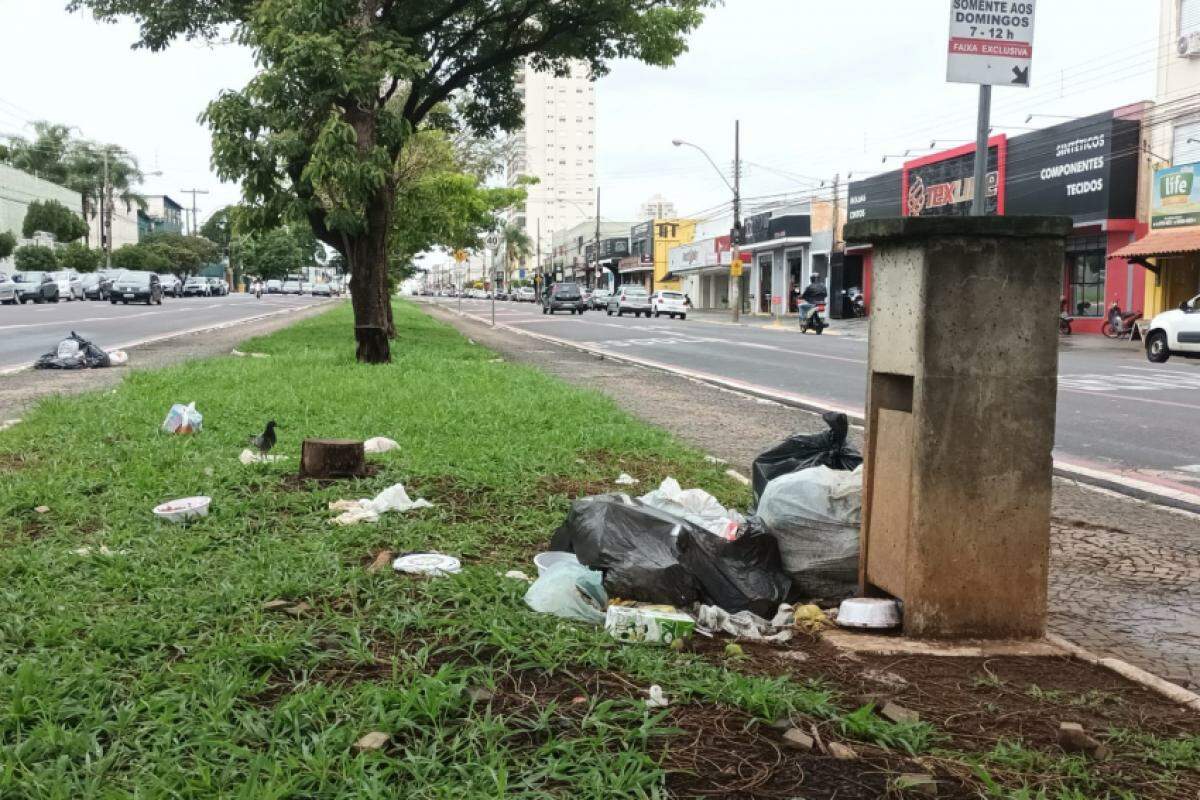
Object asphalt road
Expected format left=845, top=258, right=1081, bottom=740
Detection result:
left=0, top=293, right=334, bottom=371
left=429, top=296, right=1200, bottom=489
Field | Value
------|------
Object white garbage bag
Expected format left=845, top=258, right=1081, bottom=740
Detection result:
left=756, top=465, right=863, bottom=599
left=364, top=437, right=399, bottom=454
left=328, top=483, right=432, bottom=525
left=162, top=402, right=203, bottom=434
left=638, top=477, right=745, bottom=540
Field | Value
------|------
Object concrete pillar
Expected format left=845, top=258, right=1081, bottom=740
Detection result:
left=845, top=216, right=1073, bottom=640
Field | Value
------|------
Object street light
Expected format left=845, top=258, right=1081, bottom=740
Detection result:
left=672, top=123, right=742, bottom=322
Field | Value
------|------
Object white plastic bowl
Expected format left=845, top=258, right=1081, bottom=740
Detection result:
left=153, top=496, right=212, bottom=524
left=533, top=551, right=580, bottom=576
left=836, top=597, right=902, bottom=629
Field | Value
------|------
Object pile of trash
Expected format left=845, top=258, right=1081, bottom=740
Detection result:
left=525, top=413, right=870, bottom=643
left=34, top=332, right=116, bottom=370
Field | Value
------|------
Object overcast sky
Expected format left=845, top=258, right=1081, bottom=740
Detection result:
left=0, top=1, right=1161, bottom=229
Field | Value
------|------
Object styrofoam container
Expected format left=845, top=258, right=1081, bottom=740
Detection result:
left=836, top=597, right=902, bottom=629
left=153, top=496, right=212, bottom=523
left=393, top=553, right=461, bottom=576
left=533, top=551, right=580, bottom=576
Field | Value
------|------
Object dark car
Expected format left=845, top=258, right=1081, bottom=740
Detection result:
left=82, top=269, right=122, bottom=301
left=110, top=270, right=163, bottom=305
left=541, top=282, right=587, bottom=315
left=13, top=271, right=59, bottom=304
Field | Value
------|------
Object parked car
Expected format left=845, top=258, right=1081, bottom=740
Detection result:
left=607, top=285, right=652, bottom=317
left=300, top=281, right=314, bottom=294
left=110, top=270, right=163, bottom=305
left=183, top=276, right=211, bottom=297
left=13, top=271, right=59, bottom=304
left=266, top=279, right=283, bottom=294
left=541, top=282, right=587, bottom=315
left=513, top=286, right=536, bottom=303
left=0, top=272, right=17, bottom=304
left=160, top=273, right=183, bottom=297
left=590, top=288, right=612, bottom=310
left=1145, top=293, right=1200, bottom=363
left=651, top=290, right=688, bottom=320
left=311, top=283, right=332, bottom=297
left=282, top=279, right=303, bottom=295
left=208, top=278, right=229, bottom=297
left=82, top=269, right=122, bottom=301
left=50, top=270, right=84, bottom=302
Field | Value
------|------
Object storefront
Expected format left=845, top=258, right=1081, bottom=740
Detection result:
left=585, top=236, right=630, bottom=291
left=738, top=209, right=812, bottom=317
left=669, top=235, right=738, bottom=309
left=619, top=221, right=655, bottom=291
left=845, top=108, right=1144, bottom=333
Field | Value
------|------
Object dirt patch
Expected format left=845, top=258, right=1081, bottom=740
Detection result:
left=0, top=452, right=36, bottom=472
left=277, top=465, right=381, bottom=491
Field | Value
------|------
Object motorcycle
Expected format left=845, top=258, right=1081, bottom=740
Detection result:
left=1101, top=302, right=1140, bottom=339
left=845, top=286, right=866, bottom=318
left=1059, top=312, right=1073, bottom=336
left=798, top=301, right=826, bottom=334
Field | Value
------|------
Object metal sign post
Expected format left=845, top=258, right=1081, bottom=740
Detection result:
left=946, top=0, right=1036, bottom=215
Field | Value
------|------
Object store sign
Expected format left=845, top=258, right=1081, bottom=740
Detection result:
left=1152, top=164, right=1200, bottom=229
left=947, top=0, right=1036, bottom=87
left=903, top=137, right=1006, bottom=217
left=742, top=212, right=773, bottom=244
left=669, top=239, right=720, bottom=271
left=847, top=170, right=903, bottom=222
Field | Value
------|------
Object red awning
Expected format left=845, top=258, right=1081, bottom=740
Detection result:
left=1110, top=228, right=1200, bottom=260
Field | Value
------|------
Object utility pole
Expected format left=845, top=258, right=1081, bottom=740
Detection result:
left=179, top=188, right=210, bottom=235
left=102, top=150, right=112, bottom=270
left=830, top=173, right=841, bottom=255
left=594, top=187, right=601, bottom=290
left=536, top=217, right=542, bottom=297
left=970, top=86, right=991, bottom=216
left=731, top=120, right=741, bottom=322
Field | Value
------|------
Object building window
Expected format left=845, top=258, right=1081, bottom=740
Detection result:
left=1067, top=251, right=1106, bottom=317
left=1174, top=119, right=1200, bottom=164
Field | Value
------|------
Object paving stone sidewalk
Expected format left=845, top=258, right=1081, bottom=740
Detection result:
left=429, top=304, right=1200, bottom=689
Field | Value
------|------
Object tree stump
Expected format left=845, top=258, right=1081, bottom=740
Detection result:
left=300, top=439, right=366, bottom=479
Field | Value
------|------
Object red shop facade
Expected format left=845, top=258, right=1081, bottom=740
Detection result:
left=844, top=107, right=1146, bottom=333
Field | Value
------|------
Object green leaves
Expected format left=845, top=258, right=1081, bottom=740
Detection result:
left=21, top=200, right=89, bottom=244
left=14, top=245, right=58, bottom=271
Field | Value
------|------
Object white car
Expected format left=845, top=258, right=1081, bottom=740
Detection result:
left=266, top=279, right=283, bottom=294
left=301, top=281, right=314, bottom=294
left=514, top=286, right=536, bottom=302
left=282, top=279, right=302, bottom=295
left=0, top=271, right=17, bottom=304
left=606, top=286, right=652, bottom=317
left=651, top=290, right=688, bottom=320
left=1145, top=293, right=1200, bottom=363
left=50, top=270, right=84, bottom=301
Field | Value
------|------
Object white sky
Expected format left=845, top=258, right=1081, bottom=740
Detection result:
left=0, top=1, right=1162, bottom=229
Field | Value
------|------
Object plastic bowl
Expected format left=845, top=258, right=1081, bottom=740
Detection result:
left=836, top=597, right=902, bottom=629
left=534, top=551, right=580, bottom=576
left=153, top=496, right=212, bottom=524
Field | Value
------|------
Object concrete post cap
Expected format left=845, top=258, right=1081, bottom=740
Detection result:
left=844, top=216, right=1075, bottom=244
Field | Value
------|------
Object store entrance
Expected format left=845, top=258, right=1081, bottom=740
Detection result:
left=758, top=254, right=772, bottom=314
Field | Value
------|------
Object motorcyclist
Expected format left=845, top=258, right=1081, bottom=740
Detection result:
left=801, top=274, right=828, bottom=305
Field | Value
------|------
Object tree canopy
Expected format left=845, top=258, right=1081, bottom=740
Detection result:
left=58, top=242, right=102, bottom=272
left=110, top=243, right=170, bottom=272
left=239, top=226, right=323, bottom=281
left=140, top=232, right=221, bottom=275
left=200, top=206, right=235, bottom=249
left=14, top=245, right=58, bottom=271
left=0, top=232, right=15, bottom=261
left=22, top=200, right=89, bottom=243
left=71, top=0, right=713, bottom=362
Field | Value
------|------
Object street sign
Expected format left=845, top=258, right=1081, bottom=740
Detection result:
left=485, top=233, right=500, bottom=249
left=730, top=260, right=743, bottom=278
left=947, top=0, right=1035, bottom=87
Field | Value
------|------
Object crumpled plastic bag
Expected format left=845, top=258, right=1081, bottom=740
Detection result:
left=695, top=604, right=794, bottom=643
left=239, top=449, right=287, bottom=465
left=328, top=483, right=432, bottom=525
left=751, top=411, right=862, bottom=502
left=523, top=562, right=608, bottom=624
left=35, top=332, right=111, bottom=370
left=162, top=402, right=203, bottom=434
left=107, top=350, right=128, bottom=366
left=639, top=477, right=745, bottom=540
left=757, top=465, right=863, bottom=600
left=364, top=437, right=399, bottom=454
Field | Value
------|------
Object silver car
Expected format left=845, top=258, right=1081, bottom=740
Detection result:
left=606, top=286, right=652, bottom=318
left=0, top=271, right=17, bottom=304
left=50, top=270, right=85, bottom=301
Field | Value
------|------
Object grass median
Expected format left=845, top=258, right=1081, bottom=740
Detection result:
left=1, top=300, right=1197, bottom=799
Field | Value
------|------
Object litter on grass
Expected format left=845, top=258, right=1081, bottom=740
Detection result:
left=108, top=350, right=128, bottom=366
left=695, top=604, right=794, bottom=643
left=239, top=448, right=288, bottom=465
left=328, top=483, right=432, bottom=525
left=34, top=505, right=49, bottom=514
left=363, top=436, right=399, bottom=454
left=0, top=419, right=22, bottom=432
left=230, top=349, right=270, bottom=358
left=504, top=569, right=532, bottom=581
left=73, top=545, right=119, bottom=557
left=524, top=561, right=608, bottom=624
left=162, top=402, right=203, bottom=435
left=34, top=332, right=111, bottom=369
left=534, top=551, right=580, bottom=576
left=645, top=685, right=670, bottom=708
left=152, top=496, right=211, bottom=523
left=614, top=473, right=640, bottom=486
left=638, top=476, right=744, bottom=540
left=392, top=553, right=461, bottom=576
left=606, top=605, right=696, bottom=645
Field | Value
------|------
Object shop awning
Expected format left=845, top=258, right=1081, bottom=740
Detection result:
left=1110, top=228, right=1200, bottom=266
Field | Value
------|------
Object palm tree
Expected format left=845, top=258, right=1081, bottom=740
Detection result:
left=500, top=222, right=532, bottom=274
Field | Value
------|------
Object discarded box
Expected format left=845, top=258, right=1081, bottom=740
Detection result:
left=605, top=605, right=695, bottom=645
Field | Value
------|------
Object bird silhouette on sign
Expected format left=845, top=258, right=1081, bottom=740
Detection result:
left=249, top=421, right=278, bottom=455
left=1011, top=65, right=1029, bottom=85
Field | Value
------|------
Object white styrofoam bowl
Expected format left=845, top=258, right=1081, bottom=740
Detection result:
left=836, top=597, right=902, bottom=629
left=533, top=551, right=580, bottom=576
left=153, top=496, right=212, bottom=523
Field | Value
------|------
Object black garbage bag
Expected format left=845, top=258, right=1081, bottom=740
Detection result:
left=34, top=331, right=111, bottom=370
left=550, top=494, right=701, bottom=608
left=751, top=411, right=862, bottom=501
left=677, top=517, right=792, bottom=618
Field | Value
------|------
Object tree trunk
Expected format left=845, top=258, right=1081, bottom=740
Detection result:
left=348, top=224, right=392, bottom=363
left=385, top=300, right=396, bottom=339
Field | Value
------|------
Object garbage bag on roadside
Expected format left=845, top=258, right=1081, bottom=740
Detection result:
left=523, top=562, right=608, bottom=624
left=639, top=477, right=745, bottom=540
left=34, top=332, right=111, bottom=370
left=757, top=465, right=863, bottom=600
left=677, top=521, right=792, bottom=618
left=161, top=402, right=203, bottom=435
left=751, top=411, right=862, bottom=502
left=550, top=494, right=701, bottom=608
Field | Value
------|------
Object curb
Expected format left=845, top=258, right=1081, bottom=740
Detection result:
left=428, top=301, right=1200, bottom=517
left=0, top=300, right=339, bottom=377
left=1046, top=634, right=1200, bottom=713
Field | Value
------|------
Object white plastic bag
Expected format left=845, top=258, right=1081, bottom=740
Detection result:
left=523, top=562, right=608, bottom=624
left=638, top=477, right=745, bottom=540
left=162, top=402, right=203, bottom=434
left=328, top=483, right=432, bottom=525
left=364, top=437, right=399, bottom=454
left=757, top=465, right=863, bottom=599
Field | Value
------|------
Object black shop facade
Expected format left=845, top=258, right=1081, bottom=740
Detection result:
left=844, top=108, right=1144, bottom=333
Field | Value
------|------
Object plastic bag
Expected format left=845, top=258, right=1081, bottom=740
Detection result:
left=161, top=402, right=203, bottom=434
left=639, top=477, right=745, bottom=540
left=524, top=562, right=608, bottom=624
left=364, top=437, right=399, bottom=454
left=757, top=465, right=863, bottom=600
left=677, top=521, right=792, bottom=618
left=751, top=411, right=862, bottom=502
left=34, top=331, right=111, bottom=370
left=549, top=494, right=702, bottom=608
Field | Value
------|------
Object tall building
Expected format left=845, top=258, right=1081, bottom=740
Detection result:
left=639, top=194, right=676, bottom=220
left=139, top=195, right=185, bottom=240
left=506, top=60, right=597, bottom=275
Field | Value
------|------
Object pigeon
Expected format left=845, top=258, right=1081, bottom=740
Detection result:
left=249, top=421, right=278, bottom=455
